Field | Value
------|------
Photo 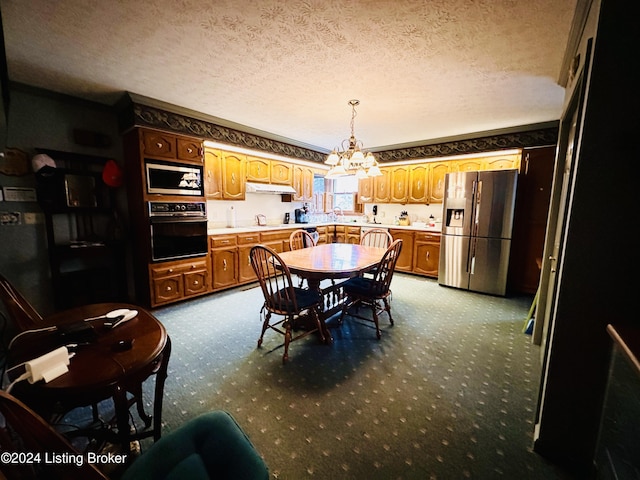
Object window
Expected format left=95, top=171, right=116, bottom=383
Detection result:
left=332, top=176, right=358, bottom=212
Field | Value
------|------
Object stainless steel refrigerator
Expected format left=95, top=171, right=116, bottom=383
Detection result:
left=438, top=169, right=518, bottom=296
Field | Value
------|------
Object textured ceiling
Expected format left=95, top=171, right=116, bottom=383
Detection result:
left=1, top=0, right=576, bottom=152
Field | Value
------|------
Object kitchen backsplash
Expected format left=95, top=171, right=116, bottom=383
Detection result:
left=207, top=194, right=444, bottom=229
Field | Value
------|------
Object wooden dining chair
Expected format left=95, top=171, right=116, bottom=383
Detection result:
left=288, top=229, right=316, bottom=286
left=250, top=244, right=325, bottom=363
left=339, top=239, right=403, bottom=339
left=360, top=228, right=393, bottom=249
left=289, top=229, right=316, bottom=250
left=0, top=273, right=44, bottom=332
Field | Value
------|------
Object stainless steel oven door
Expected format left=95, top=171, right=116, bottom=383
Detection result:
left=150, top=217, right=208, bottom=261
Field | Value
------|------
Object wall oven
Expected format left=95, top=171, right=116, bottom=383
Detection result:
left=145, top=161, right=203, bottom=196
left=149, top=202, right=208, bottom=261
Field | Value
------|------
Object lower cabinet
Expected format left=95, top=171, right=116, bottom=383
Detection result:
left=149, top=257, right=210, bottom=306
left=210, top=235, right=238, bottom=290
left=389, top=229, right=414, bottom=272
left=412, top=232, right=441, bottom=278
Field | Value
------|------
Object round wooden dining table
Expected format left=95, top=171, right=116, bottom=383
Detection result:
left=278, top=243, right=386, bottom=291
left=278, top=243, right=386, bottom=339
left=8, top=302, right=170, bottom=452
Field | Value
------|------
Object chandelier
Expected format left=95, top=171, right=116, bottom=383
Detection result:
left=325, top=99, right=382, bottom=178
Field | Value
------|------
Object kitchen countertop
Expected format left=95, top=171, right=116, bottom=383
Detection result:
left=208, top=221, right=442, bottom=235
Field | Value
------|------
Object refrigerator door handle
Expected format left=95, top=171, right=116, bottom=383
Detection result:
left=468, top=237, right=477, bottom=274
left=473, top=180, right=482, bottom=237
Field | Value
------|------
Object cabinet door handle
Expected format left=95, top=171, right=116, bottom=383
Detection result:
left=187, top=147, right=193, bottom=154
left=168, top=268, right=174, bottom=273
left=166, top=285, right=172, bottom=292
left=247, top=255, right=251, bottom=265
left=231, top=173, right=236, bottom=184
left=156, top=142, right=163, bottom=149
left=223, top=259, right=227, bottom=270
left=193, top=280, right=199, bottom=286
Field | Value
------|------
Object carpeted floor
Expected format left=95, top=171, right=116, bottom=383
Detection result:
left=139, top=273, right=572, bottom=479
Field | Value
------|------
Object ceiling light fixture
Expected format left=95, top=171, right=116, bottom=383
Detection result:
left=325, top=100, right=382, bottom=179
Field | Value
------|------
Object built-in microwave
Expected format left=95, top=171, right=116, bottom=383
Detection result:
left=145, top=161, right=203, bottom=196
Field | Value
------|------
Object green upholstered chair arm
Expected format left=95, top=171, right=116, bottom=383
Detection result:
left=121, top=411, right=268, bottom=480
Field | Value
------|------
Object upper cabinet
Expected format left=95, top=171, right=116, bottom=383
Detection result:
left=221, top=152, right=246, bottom=200
left=390, top=166, right=409, bottom=203
left=408, top=165, right=428, bottom=203
left=271, top=161, right=293, bottom=185
left=141, top=130, right=203, bottom=164
left=373, top=168, right=391, bottom=203
left=204, top=147, right=246, bottom=200
left=292, top=164, right=314, bottom=201
left=246, top=156, right=270, bottom=183
left=358, top=153, right=520, bottom=204
left=204, top=148, right=223, bottom=200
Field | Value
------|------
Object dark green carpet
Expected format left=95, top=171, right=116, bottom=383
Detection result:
left=141, top=273, right=572, bottom=479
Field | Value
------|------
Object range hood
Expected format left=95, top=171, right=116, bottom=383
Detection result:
left=246, top=182, right=296, bottom=194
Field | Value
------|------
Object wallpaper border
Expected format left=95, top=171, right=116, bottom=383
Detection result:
left=119, top=96, right=558, bottom=164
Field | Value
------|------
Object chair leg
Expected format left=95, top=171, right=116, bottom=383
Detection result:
left=370, top=302, right=381, bottom=340
left=310, top=307, right=327, bottom=344
left=258, top=312, right=271, bottom=348
left=383, top=297, right=394, bottom=326
left=282, top=317, right=292, bottom=364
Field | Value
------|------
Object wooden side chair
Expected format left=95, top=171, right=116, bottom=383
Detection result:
left=360, top=228, right=393, bottom=249
left=250, top=244, right=325, bottom=363
left=339, top=239, right=403, bottom=339
left=288, top=229, right=316, bottom=286
left=0, top=390, right=269, bottom=480
left=0, top=273, right=44, bottom=332
left=289, top=229, right=316, bottom=250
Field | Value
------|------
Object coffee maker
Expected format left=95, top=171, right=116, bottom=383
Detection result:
left=294, top=208, right=309, bottom=223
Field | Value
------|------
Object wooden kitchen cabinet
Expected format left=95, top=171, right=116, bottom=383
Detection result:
left=237, top=232, right=260, bottom=283
left=260, top=229, right=293, bottom=253
left=150, top=258, right=210, bottom=306
left=211, top=235, right=238, bottom=290
left=428, top=162, right=449, bottom=203
left=316, top=225, right=328, bottom=244
left=141, top=130, right=202, bottom=163
left=292, top=165, right=314, bottom=201
left=271, top=161, right=293, bottom=185
left=373, top=168, right=391, bottom=203
left=346, top=226, right=361, bottom=244
left=204, top=147, right=246, bottom=201
left=413, top=232, right=441, bottom=278
left=204, top=148, right=223, bottom=199
left=389, top=229, right=414, bottom=272
left=358, top=176, right=374, bottom=203
left=408, top=165, right=428, bottom=203
left=221, top=152, right=246, bottom=200
left=246, top=156, right=271, bottom=183
left=390, top=166, right=409, bottom=203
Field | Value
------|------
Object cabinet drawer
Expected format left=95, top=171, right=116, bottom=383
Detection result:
left=237, top=233, right=260, bottom=245
left=334, top=225, right=346, bottom=233
left=347, top=226, right=361, bottom=235
left=150, top=259, right=208, bottom=278
left=260, top=230, right=292, bottom=242
left=415, top=232, right=441, bottom=243
left=210, top=235, right=237, bottom=248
